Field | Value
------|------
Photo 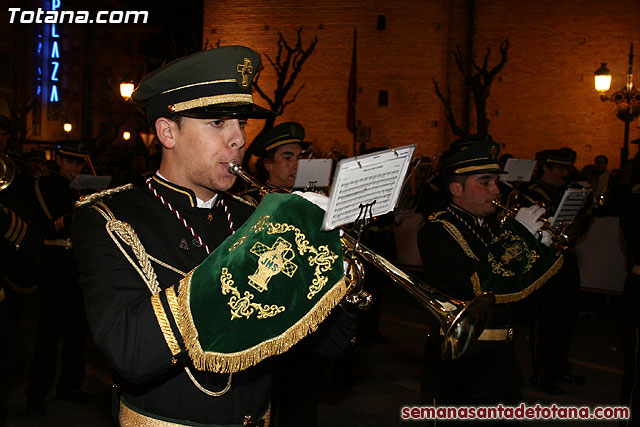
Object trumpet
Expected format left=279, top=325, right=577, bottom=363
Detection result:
left=491, top=198, right=570, bottom=252
left=227, top=160, right=495, bottom=360
left=0, top=154, right=16, bottom=192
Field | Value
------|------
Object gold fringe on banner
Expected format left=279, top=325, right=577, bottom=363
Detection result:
left=472, top=255, right=564, bottom=304
left=176, top=271, right=346, bottom=374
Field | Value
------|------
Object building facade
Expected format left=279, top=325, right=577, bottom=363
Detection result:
left=204, top=0, right=640, bottom=168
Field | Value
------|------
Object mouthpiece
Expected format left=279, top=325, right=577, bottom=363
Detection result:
left=227, top=160, right=241, bottom=175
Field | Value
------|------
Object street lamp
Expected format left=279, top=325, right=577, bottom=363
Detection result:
left=63, top=122, right=72, bottom=134
left=123, top=131, right=131, bottom=141
left=594, top=42, right=640, bottom=167
left=120, top=82, right=135, bottom=100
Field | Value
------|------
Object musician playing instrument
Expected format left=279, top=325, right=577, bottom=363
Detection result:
left=524, top=148, right=589, bottom=395
left=71, top=46, right=355, bottom=426
left=26, top=140, right=92, bottom=415
left=417, top=137, right=562, bottom=411
left=620, top=151, right=640, bottom=425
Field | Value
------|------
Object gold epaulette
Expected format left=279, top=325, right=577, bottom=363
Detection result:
left=75, top=184, right=135, bottom=208
left=427, top=210, right=447, bottom=221
left=225, top=192, right=258, bottom=208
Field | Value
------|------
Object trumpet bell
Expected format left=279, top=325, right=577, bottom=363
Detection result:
left=441, top=292, right=495, bottom=360
left=0, top=154, right=16, bottom=192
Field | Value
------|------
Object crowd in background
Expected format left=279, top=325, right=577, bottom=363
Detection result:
left=2, top=107, right=640, bottom=425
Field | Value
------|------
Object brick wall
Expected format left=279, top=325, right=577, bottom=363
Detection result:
left=204, top=0, right=640, bottom=169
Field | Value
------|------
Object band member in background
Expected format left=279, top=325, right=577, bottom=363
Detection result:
left=418, top=137, right=560, bottom=417
left=242, top=122, right=309, bottom=205
left=25, top=140, right=92, bottom=415
left=620, top=151, right=640, bottom=426
left=243, top=121, right=328, bottom=426
left=0, top=156, right=42, bottom=424
left=72, top=46, right=355, bottom=426
left=525, top=148, right=587, bottom=395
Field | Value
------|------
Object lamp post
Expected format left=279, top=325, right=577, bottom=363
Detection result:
left=594, top=42, right=640, bottom=167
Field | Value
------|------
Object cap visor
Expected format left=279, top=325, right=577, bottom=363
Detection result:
left=178, top=103, right=274, bottom=119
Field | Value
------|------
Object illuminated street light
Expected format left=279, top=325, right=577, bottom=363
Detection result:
left=63, top=122, right=72, bottom=133
left=120, top=82, right=135, bottom=100
left=123, top=131, right=131, bottom=141
left=594, top=43, right=640, bottom=167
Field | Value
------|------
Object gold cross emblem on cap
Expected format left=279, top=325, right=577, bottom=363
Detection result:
left=248, top=237, right=298, bottom=292
left=237, top=58, right=253, bottom=87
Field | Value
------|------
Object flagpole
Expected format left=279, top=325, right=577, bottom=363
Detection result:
left=347, top=28, right=357, bottom=155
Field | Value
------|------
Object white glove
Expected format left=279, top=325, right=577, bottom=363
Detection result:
left=539, top=230, right=553, bottom=247
left=514, top=205, right=545, bottom=236
left=292, top=191, right=330, bottom=211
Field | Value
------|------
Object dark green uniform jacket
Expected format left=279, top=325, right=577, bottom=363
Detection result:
left=418, top=203, right=522, bottom=404
left=72, top=176, right=268, bottom=425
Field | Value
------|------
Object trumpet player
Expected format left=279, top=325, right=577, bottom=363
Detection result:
left=71, top=47, right=356, bottom=426
left=418, top=137, right=560, bottom=409
left=525, top=148, right=588, bottom=395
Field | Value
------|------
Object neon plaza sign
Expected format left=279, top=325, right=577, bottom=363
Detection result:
left=35, top=0, right=62, bottom=104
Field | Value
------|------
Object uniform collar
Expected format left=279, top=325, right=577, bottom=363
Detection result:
left=150, top=173, right=218, bottom=209
left=449, top=203, right=481, bottom=226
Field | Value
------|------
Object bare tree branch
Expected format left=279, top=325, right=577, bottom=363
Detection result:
left=253, top=26, right=318, bottom=134
left=436, top=38, right=509, bottom=141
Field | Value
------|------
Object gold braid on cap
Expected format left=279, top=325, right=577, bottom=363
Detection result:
left=168, top=94, right=253, bottom=112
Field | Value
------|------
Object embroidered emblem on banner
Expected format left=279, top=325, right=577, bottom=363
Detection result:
left=220, top=268, right=285, bottom=320
left=248, top=236, right=298, bottom=292
left=487, top=230, right=540, bottom=277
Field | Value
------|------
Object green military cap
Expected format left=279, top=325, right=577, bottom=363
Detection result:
left=56, top=139, right=92, bottom=158
left=537, top=148, right=576, bottom=166
left=438, top=136, right=504, bottom=177
left=131, top=46, right=273, bottom=123
left=251, top=122, right=310, bottom=157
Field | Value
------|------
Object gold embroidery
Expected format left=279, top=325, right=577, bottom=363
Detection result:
left=488, top=252, right=515, bottom=277
left=236, top=58, right=253, bottom=87
left=245, top=214, right=339, bottom=299
left=220, top=267, right=285, bottom=320
left=487, top=230, right=540, bottom=278
left=248, top=237, right=298, bottom=292
left=433, top=218, right=479, bottom=261
left=228, top=235, right=247, bottom=252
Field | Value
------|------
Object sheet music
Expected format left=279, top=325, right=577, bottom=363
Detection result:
left=322, top=145, right=416, bottom=230
left=293, top=159, right=333, bottom=188
left=500, top=159, right=536, bottom=182
left=69, top=174, right=112, bottom=190
left=550, top=188, right=591, bottom=228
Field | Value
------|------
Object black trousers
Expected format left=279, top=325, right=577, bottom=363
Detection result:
left=529, top=252, right=581, bottom=381
left=26, top=252, right=88, bottom=402
left=621, top=270, right=640, bottom=426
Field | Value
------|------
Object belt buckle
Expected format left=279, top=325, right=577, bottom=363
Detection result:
left=243, top=415, right=265, bottom=427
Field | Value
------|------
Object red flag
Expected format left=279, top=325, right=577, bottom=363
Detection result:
left=346, top=28, right=357, bottom=134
